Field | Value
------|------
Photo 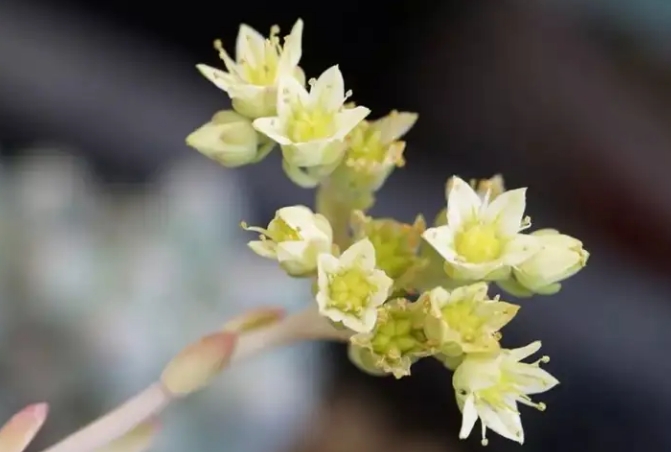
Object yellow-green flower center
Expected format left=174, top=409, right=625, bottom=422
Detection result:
left=240, top=32, right=282, bottom=86
left=370, top=308, right=425, bottom=358
left=328, top=269, right=374, bottom=315
left=347, top=125, right=386, bottom=163
left=441, top=302, right=488, bottom=344
left=268, top=217, right=300, bottom=242
left=368, top=227, right=414, bottom=279
left=287, top=106, right=336, bottom=142
left=454, top=224, right=502, bottom=263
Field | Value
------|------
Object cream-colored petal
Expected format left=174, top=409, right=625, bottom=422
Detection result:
left=277, top=75, right=310, bottom=120
left=368, top=269, right=393, bottom=307
left=447, top=177, right=482, bottom=229
left=503, top=234, right=540, bottom=266
left=277, top=205, right=316, bottom=228
left=236, top=24, right=266, bottom=67
left=458, top=395, right=479, bottom=440
left=252, top=117, right=292, bottom=145
left=422, top=225, right=458, bottom=262
left=483, top=187, right=526, bottom=238
left=374, top=111, right=418, bottom=144
left=313, top=213, right=334, bottom=243
left=339, top=238, right=376, bottom=269
left=277, top=19, right=304, bottom=77
left=276, top=240, right=310, bottom=262
left=283, top=139, right=343, bottom=167
left=196, top=64, right=239, bottom=95
left=507, top=341, right=542, bottom=362
left=309, top=65, right=345, bottom=112
left=359, top=308, right=378, bottom=333
left=478, top=403, right=524, bottom=444
left=510, top=365, right=559, bottom=395
left=248, top=240, right=276, bottom=259
left=334, top=106, right=371, bottom=139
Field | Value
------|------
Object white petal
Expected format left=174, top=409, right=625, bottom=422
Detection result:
left=276, top=75, right=310, bottom=120
left=196, top=64, right=238, bottom=95
left=252, top=117, right=292, bottom=145
left=313, top=214, right=334, bottom=244
left=339, top=238, right=376, bottom=269
left=478, top=403, right=524, bottom=444
left=277, top=19, right=304, bottom=77
left=447, top=177, right=482, bottom=230
left=373, top=111, right=418, bottom=144
left=511, top=365, right=559, bottom=395
left=247, top=240, right=276, bottom=259
left=276, top=240, right=310, bottom=266
left=277, top=205, right=315, bottom=229
left=334, top=106, right=371, bottom=139
left=281, top=160, right=322, bottom=188
left=310, top=65, right=345, bottom=112
left=368, top=269, right=393, bottom=307
left=508, top=341, right=542, bottom=362
left=422, top=226, right=458, bottom=262
left=483, top=187, right=527, bottom=238
left=502, top=234, right=540, bottom=266
left=317, top=253, right=339, bottom=299
left=459, top=395, right=479, bottom=439
left=236, top=24, right=265, bottom=67
left=359, top=308, right=378, bottom=333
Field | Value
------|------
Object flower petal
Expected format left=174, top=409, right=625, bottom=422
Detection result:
left=483, top=187, right=527, bottom=238
left=339, top=238, right=376, bottom=269
left=196, top=64, right=239, bottom=95
left=458, top=395, right=479, bottom=440
left=334, top=106, right=371, bottom=139
left=478, top=402, right=524, bottom=444
left=277, top=75, right=310, bottom=120
left=421, top=225, right=457, bottom=262
left=277, top=19, right=304, bottom=77
left=447, top=177, right=482, bottom=229
left=252, top=117, right=292, bottom=145
left=236, top=24, right=266, bottom=67
left=373, top=111, right=418, bottom=144
left=309, top=65, right=345, bottom=112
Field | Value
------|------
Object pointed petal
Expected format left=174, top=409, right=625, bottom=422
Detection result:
left=374, top=111, right=418, bottom=144
left=277, top=19, right=304, bottom=77
left=447, top=177, right=482, bottom=229
left=478, top=403, right=524, bottom=444
left=508, top=341, right=542, bottom=362
left=334, top=106, right=371, bottom=139
left=252, top=117, right=292, bottom=145
left=236, top=24, right=266, bottom=67
left=277, top=75, right=310, bottom=119
left=310, top=65, right=345, bottom=112
left=458, top=395, right=479, bottom=440
left=196, top=64, right=239, bottom=94
left=422, top=226, right=458, bottom=262
left=483, top=187, right=527, bottom=238
left=339, top=238, right=376, bottom=269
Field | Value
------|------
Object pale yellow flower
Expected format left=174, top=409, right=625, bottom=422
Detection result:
left=316, top=238, right=393, bottom=332
left=420, top=283, right=518, bottom=356
left=186, top=110, right=273, bottom=167
left=253, top=66, right=371, bottom=187
left=243, top=205, right=333, bottom=276
left=197, top=19, right=305, bottom=118
left=349, top=298, right=430, bottom=378
left=499, top=229, right=589, bottom=296
left=453, top=341, right=559, bottom=445
left=422, top=176, right=539, bottom=281
left=330, top=110, right=418, bottom=192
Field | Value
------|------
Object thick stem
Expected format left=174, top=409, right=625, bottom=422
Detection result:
left=39, top=305, right=349, bottom=452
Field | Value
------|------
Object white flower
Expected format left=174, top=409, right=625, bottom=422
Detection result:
left=420, top=283, right=519, bottom=355
left=243, top=205, right=333, bottom=276
left=253, top=65, right=371, bottom=187
left=500, top=229, right=589, bottom=296
left=197, top=19, right=305, bottom=119
left=186, top=110, right=273, bottom=167
left=316, top=238, right=393, bottom=333
left=422, top=176, right=539, bottom=281
left=453, top=341, right=559, bottom=445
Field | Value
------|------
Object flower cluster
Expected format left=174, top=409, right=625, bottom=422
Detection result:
left=187, top=19, right=589, bottom=446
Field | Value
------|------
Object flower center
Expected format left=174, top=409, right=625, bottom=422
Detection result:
left=371, top=314, right=421, bottom=356
left=368, top=228, right=414, bottom=279
left=454, top=224, right=502, bottom=263
left=267, top=217, right=300, bottom=242
left=287, top=106, right=336, bottom=142
left=240, top=30, right=282, bottom=86
left=441, top=302, right=487, bottom=344
left=347, top=125, right=386, bottom=163
left=328, top=268, right=374, bottom=315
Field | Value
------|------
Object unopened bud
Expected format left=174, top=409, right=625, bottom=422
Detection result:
left=186, top=110, right=272, bottom=168
left=161, top=332, right=236, bottom=396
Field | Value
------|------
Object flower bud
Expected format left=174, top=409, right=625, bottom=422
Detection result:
left=508, top=229, right=589, bottom=295
left=186, top=110, right=273, bottom=168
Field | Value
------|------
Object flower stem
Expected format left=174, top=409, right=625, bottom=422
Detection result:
left=38, top=305, right=349, bottom=452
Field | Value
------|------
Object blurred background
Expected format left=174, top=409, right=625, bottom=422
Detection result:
left=1, top=0, right=671, bottom=451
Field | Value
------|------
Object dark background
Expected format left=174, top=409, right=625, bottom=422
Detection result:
left=2, top=0, right=671, bottom=451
